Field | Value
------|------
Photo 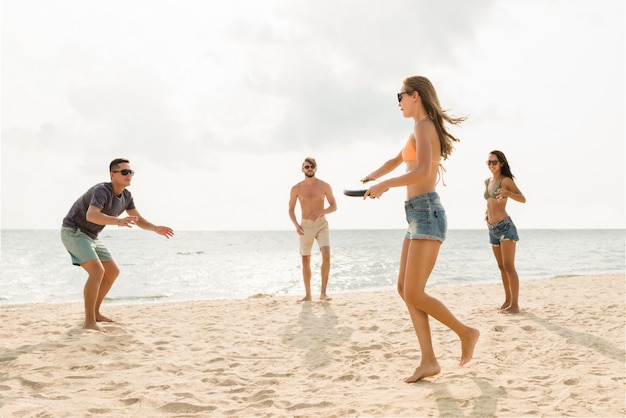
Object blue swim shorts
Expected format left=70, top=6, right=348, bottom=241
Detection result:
left=60, top=227, right=112, bottom=266
left=404, top=192, right=446, bottom=242
left=487, top=216, right=519, bottom=246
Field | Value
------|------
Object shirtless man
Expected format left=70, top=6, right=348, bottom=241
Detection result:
left=288, top=157, right=337, bottom=302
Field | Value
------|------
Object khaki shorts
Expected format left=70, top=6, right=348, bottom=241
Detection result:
left=299, top=216, right=330, bottom=256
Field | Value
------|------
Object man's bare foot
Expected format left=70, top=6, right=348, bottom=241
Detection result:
left=498, top=302, right=511, bottom=310
left=403, top=363, right=441, bottom=383
left=96, top=314, right=114, bottom=322
left=499, top=306, right=520, bottom=314
left=83, top=321, right=107, bottom=333
left=320, top=294, right=332, bottom=301
left=459, top=327, right=480, bottom=366
left=297, top=296, right=312, bottom=302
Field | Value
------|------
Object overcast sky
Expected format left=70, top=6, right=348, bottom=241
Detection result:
left=2, top=0, right=624, bottom=231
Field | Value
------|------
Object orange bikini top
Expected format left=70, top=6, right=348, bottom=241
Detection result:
left=401, top=138, right=447, bottom=186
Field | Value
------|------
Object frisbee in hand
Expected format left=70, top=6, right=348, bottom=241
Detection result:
left=343, top=180, right=379, bottom=197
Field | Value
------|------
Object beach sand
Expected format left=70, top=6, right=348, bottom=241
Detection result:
left=1, top=273, right=624, bottom=417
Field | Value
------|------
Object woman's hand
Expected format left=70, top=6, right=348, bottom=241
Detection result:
left=363, top=181, right=389, bottom=200
left=495, top=188, right=509, bottom=200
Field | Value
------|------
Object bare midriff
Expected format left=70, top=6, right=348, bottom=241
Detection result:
left=404, top=160, right=442, bottom=199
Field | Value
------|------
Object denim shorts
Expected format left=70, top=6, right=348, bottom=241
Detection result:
left=60, top=227, right=112, bottom=266
left=487, top=216, right=519, bottom=246
left=404, top=192, right=446, bottom=242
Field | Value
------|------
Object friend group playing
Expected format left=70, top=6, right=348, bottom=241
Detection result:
left=61, top=76, right=525, bottom=384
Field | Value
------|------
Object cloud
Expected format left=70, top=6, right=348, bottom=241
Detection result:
left=1, top=0, right=624, bottom=230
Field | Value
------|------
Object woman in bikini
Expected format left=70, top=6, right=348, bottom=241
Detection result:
left=484, top=150, right=526, bottom=314
left=361, top=76, right=479, bottom=383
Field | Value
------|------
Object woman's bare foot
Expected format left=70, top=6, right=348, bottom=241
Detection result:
left=297, top=296, right=312, bottom=302
left=499, top=305, right=520, bottom=314
left=320, top=294, right=332, bottom=301
left=459, top=327, right=480, bottom=366
left=83, top=321, right=107, bottom=333
left=403, top=363, right=441, bottom=383
left=96, top=313, right=114, bottom=322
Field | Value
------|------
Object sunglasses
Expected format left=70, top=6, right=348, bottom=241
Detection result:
left=486, top=160, right=500, bottom=166
left=113, top=169, right=135, bottom=176
left=303, top=165, right=316, bottom=170
left=397, top=91, right=410, bottom=103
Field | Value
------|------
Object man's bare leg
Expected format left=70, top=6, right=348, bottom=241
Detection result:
left=298, top=255, right=312, bottom=302
left=95, top=260, right=120, bottom=322
left=319, top=246, right=332, bottom=301
left=81, top=259, right=106, bottom=332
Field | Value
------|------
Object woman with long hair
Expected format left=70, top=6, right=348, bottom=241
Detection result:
left=484, top=150, right=526, bottom=313
left=362, top=76, right=479, bottom=382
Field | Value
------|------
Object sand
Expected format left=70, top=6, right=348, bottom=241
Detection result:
left=1, top=273, right=624, bottom=417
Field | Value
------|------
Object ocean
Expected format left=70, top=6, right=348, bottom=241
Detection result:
left=1, top=229, right=624, bottom=306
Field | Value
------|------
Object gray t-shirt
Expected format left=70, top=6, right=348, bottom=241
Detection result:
left=62, top=182, right=136, bottom=239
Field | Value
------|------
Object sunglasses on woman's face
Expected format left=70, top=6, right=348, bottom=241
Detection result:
left=486, top=160, right=500, bottom=166
left=397, top=92, right=410, bottom=103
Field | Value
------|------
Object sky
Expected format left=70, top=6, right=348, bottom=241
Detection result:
left=1, top=0, right=624, bottom=231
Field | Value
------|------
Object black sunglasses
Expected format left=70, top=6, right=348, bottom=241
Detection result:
left=486, top=160, right=500, bottom=166
left=113, top=169, right=135, bottom=176
left=303, top=165, right=316, bottom=170
left=397, top=91, right=410, bottom=103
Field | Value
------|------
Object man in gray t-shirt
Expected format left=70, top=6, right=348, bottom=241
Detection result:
left=61, top=158, right=174, bottom=332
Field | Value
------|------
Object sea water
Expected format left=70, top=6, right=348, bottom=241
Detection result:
left=0, top=229, right=624, bottom=306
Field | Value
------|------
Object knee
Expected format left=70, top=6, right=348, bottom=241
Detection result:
left=106, top=264, right=120, bottom=279
left=403, top=288, right=427, bottom=308
left=83, top=260, right=105, bottom=278
left=405, top=295, right=424, bottom=309
left=501, top=260, right=515, bottom=273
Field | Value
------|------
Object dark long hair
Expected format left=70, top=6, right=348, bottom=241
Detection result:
left=489, top=150, right=515, bottom=178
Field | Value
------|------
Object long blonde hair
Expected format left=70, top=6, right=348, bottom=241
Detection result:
left=404, top=76, right=466, bottom=160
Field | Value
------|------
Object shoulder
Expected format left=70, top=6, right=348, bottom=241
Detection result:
left=93, top=182, right=113, bottom=191
left=484, top=178, right=490, bottom=186
left=413, top=118, right=437, bottom=148
left=290, top=181, right=303, bottom=193
left=501, top=176, right=515, bottom=186
left=414, top=117, right=436, bottom=135
left=92, top=182, right=113, bottom=196
left=317, top=178, right=333, bottom=190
